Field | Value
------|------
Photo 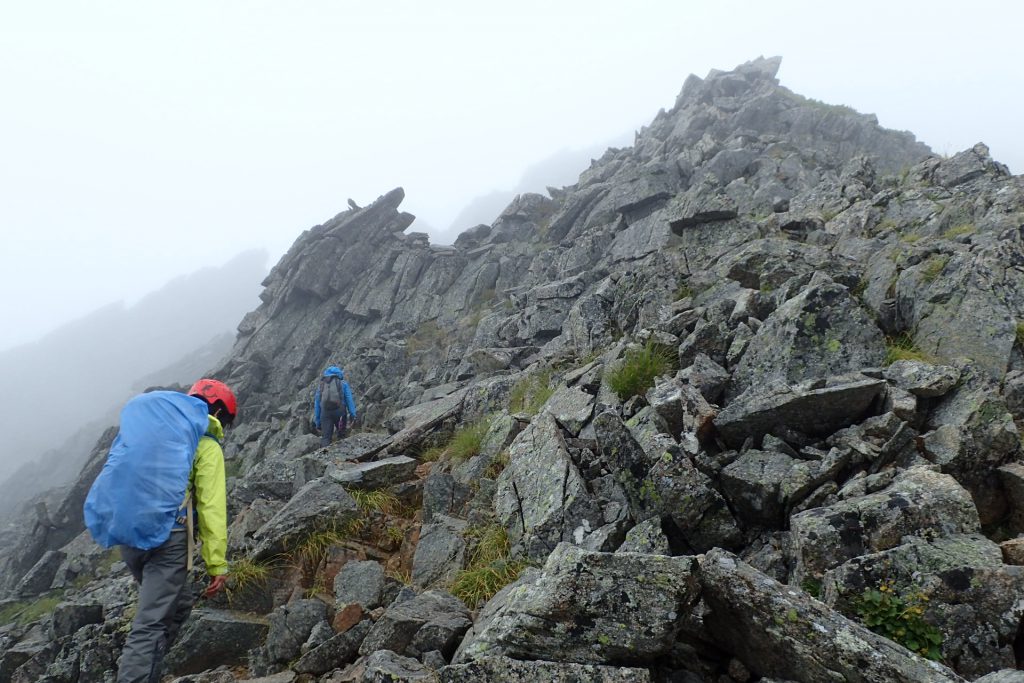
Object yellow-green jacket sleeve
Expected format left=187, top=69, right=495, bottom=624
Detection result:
left=191, top=435, right=229, bottom=576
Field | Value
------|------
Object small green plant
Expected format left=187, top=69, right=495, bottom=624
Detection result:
left=483, top=450, right=510, bottom=479
left=386, top=526, right=406, bottom=544
left=387, top=566, right=413, bottom=586
left=801, top=577, right=822, bottom=599
left=884, top=333, right=935, bottom=365
left=606, top=341, right=678, bottom=401
left=920, top=255, right=949, bottom=283
left=290, top=519, right=357, bottom=570
left=406, top=320, right=449, bottom=354
left=943, top=223, right=975, bottom=239
left=349, top=488, right=402, bottom=517
left=1016, top=321, right=1024, bottom=348
left=0, top=593, right=65, bottom=626
left=449, top=524, right=526, bottom=608
left=674, top=282, right=693, bottom=300
left=899, top=232, right=922, bottom=244
left=418, top=445, right=446, bottom=462
left=854, top=581, right=943, bottom=661
left=851, top=278, right=868, bottom=301
left=509, top=369, right=555, bottom=416
left=446, top=419, right=491, bottom=464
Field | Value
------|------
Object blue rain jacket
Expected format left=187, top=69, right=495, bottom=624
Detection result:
left=84, top=391, right=210, bottom=550
left=313, top=365, right=357, bottom=428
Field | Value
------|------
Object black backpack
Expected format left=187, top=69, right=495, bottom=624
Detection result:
left=321, top=376, right=342, bottom=411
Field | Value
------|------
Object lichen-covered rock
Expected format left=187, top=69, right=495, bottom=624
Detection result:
left=251, top=477, right=357, bottom=559
left=439, top=656, right=653, bottom=682
left=715, top=377, right=886, bottom=448
left=359, top=590, right=470, bottom=661
left=617, top=518, right=670, bottom=555
left=293, top=619, right=371, bottom=675
left=265, top=599, right=329, bottom=663
left=699, top=549, right=964, bottom=683
left=412, top=515, right=467, bottom=589
left=544, top=384, right=596, bottom=437
left=645, top=452, right=742, bottom=551
left=339, top=649, right=436, bottom=682
left=456, top=543, right=699, bottom=666
left=789, top=467, right=980, bottom=584
left=729, top=280, right=886, bottom=399
left=335, top=560, right=387, bottom=610
left=822, top=534, right=1023, bottom=678
left=50, top=602, right=103, bottom=639
left=494, top=414, right=602, bottom=559
left=326, top=456, right=418, bottom=489
left=882, top=360, right=960, bottom=398
left=164, top=609, right=269, bottom=676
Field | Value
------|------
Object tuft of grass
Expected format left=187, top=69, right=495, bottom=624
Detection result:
left=899, top=232, right=922, bottom=244
left=407, top=320, right=449, bottom=354
left=447, top=420, right=490, bottom=464
left=483, top=450, right=510, bottom=479
left=349, top=488, right=402, bottom=517
left=290, top=519, right=359, bottom=570
left=387, top=566, right=413, bottom=586
left=920, top=255, right=949, bottom=283
left=1016, top=322, right=1024, bottom=348
left=674, top=282, right=693, bottom=300
left=884, top=333, right=935, bottom=365
left=943, top=223, right=975, bottom=239
left=509, top=370, right=555, bottom=416
left=418, top=445, right=446, bottom=462
left=449, top=524, right=527, bottom=608
left=0, top=593, right=65, bottom=626
left=385, top=526, right=406, bottom=544
left=606, top=341, right=678, bottom=401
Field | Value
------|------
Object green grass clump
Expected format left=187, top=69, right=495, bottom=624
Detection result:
left=449, top=525, right=527, bottom=608
left=290, top=519, right=360, bottom=570
left=447, top=420, right=490, bottom=464
left=674, top=282, right=693, bottom=300
left=899, top=232, right=922, bottom=244
left=509, top=370, right=555, bottom=416
left=226, top=557, right=274, bottom=602
left=349, top=488, right=402, bottom=517
left=607, top=341, right=678, bottom=401
left=884, top=333, right=935, bottom=365
left=1016, top=322, right=1024, bottom=348
left=854, top=581, right=943, bottom=661
left=920, top=255, right=949, bottom=283
left=0, top=593, right=64, bottom=626
left=942, top=223, right=975, bottom=239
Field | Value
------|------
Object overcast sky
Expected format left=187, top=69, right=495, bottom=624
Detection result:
left=1, top=1, right=1021, bottom=352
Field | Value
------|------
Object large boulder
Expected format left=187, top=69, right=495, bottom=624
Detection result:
left=412, top=515, right=468, bottom=589
left=821, top=534, right=1024, bottom=678
left=251, top=477, right=358, bottom=559
left=264, top=599, right=329, bottom=663
left=715, top=376, right=886, bottom=449
left=440, top=656, right=653, bottom=682
left=164, top=609, right=269, bottom=675
left=326, top=456, right=418, bottom=489
left=494, top=414, right=603, bottom=559
left=456, top=543, right=699, bottom=666
left=729, top=279, right=886, bottom=399
left=700, top=549, right=964, bottom=683
left=358, top=590, right=471, bottom=661
left=789, top=467, right=981, bottom=584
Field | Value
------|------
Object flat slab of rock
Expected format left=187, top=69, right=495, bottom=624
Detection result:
left=251, top=477, right=357, bottom=559
left=359, top=590, right=471, bottom=660
left=412, top=515, right=467, bottom=588
left=327, top=456, right=418, bottom=489
left=440, top=656, right=652, bottom=682
left=293, top=620, right=371, bottom=675
left=883, top=360, right=960, bottom=398
left=700, top=549, right=964, bottom=683
left=165, top=609, right=269, bottom=675
left=456, top=543, right=699, bottom=666
left=715, top=377, right=886, bottom=448
left=543, top=383, right=595, bottom=437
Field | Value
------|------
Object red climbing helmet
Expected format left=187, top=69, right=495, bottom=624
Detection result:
left=188, top=378, right=238, bottom=424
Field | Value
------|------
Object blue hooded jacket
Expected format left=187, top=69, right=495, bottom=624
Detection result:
left=313, top=365, right=357, bottom=427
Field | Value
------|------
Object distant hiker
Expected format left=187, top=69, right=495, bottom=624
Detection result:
left=314, top=365, right=357, bottom=446
left=84, top=378, right=236, bottom=683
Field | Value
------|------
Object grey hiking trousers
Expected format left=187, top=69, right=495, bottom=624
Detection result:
left=118, top=530, right=193, bottom=683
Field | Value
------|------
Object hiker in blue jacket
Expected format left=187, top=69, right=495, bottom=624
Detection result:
left=313, top=366, right=357, bottom=446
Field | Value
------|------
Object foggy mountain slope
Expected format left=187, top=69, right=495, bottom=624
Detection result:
left=0, top=331, right=237, bottom=522
left=7, top=58, right=1024, bottom=681
left=439, top=138, right=634, bottom=243
left=0, top=249, right=268, bottom=484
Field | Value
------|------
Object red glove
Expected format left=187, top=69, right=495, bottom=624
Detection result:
left=203, top=574, right=228, bottom=598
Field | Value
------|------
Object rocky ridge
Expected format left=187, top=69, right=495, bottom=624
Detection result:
left=3, top=57, right=1024, bottom=682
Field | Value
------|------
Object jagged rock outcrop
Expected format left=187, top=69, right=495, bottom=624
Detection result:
left=4, top=57, right=1024, bottom=683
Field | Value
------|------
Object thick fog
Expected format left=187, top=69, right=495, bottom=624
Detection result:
left=0, top=2, right=1022, bottom=505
